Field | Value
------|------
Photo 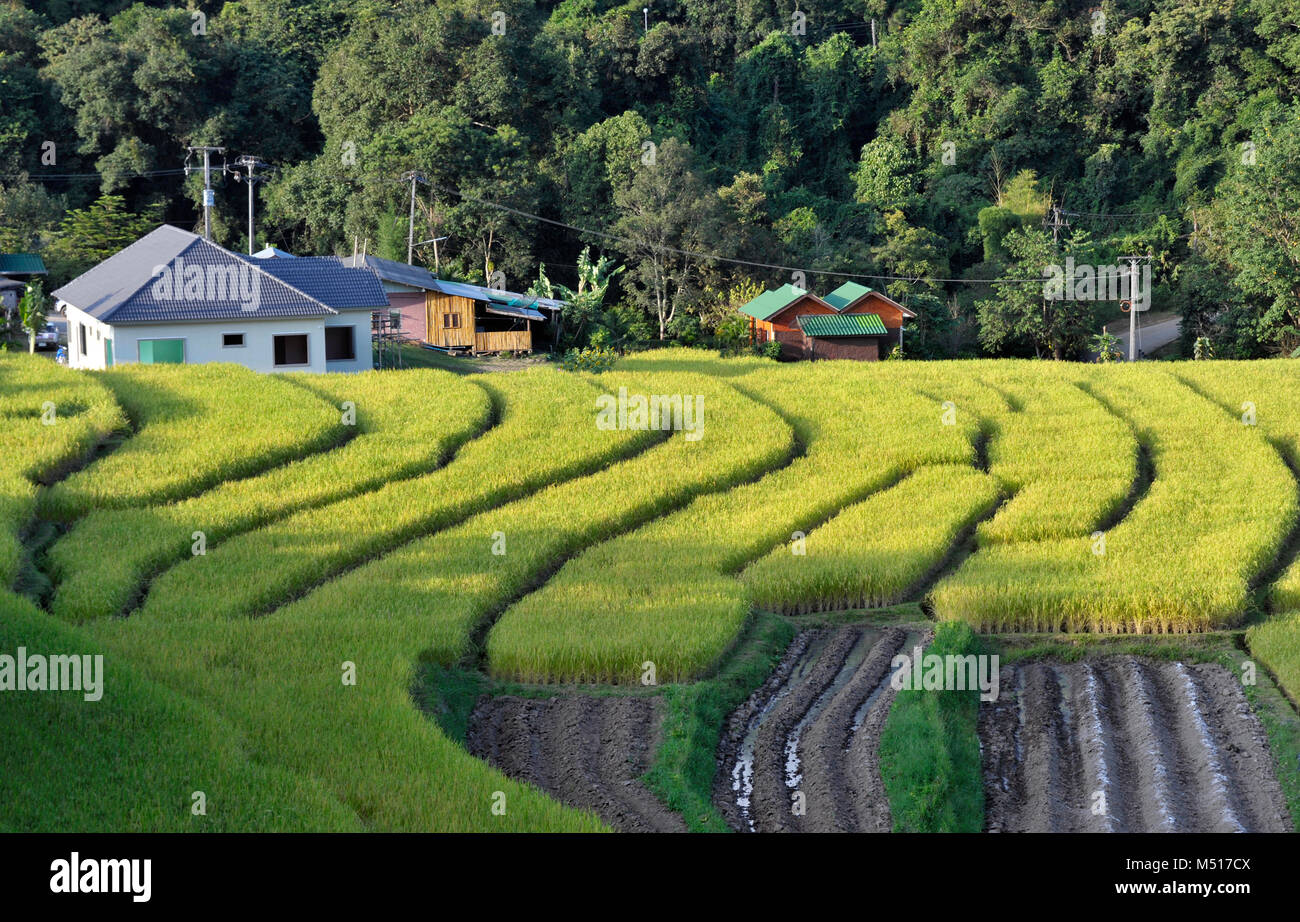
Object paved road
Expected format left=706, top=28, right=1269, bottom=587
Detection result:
left=1107, top=312, right=1181, bottom=360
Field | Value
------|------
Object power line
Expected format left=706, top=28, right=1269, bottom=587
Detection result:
left=0, top=168, right=188, bottom=181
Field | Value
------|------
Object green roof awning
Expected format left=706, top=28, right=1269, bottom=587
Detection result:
left=0, top=254, right=47, bottom=275
left=799, top=312, right=888, bottom=337
left=737, top=283, right=810, bottom=321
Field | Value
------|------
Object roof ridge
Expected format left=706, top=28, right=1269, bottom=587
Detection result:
left=92, top=225, right=198, bottom=321
left=224, top=241, right=338, bottom=314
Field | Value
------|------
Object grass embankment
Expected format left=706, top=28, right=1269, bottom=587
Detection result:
left=878, top=621, right=985, bottom=833
left=643, top=613, right=797, bottom=832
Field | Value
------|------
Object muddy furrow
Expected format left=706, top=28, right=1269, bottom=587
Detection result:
left=982, top=658, right=1291, bottom=832
left=714, top=626, right=912, bottom=832
left=467, top=695, right=685, bottom=833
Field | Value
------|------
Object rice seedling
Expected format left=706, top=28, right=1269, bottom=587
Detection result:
left=47, top=369, right=491, bottom=623
left=0, top=589, right=361, bottom=831
left=1247, top=613, right=1300, bottom=711
left=38, top=363, right=345, bottom=520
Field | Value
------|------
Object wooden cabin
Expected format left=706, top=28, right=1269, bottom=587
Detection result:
left=822, top=282, right=916, bottom=351
left=738, top=281, right=917, bottom=361
left=737, top=284, right=838, bottom=359
left=343, top=253, right=562, bottom=354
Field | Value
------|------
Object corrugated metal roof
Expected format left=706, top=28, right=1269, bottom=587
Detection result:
left=824, top=281, right=874, bottom=311
left=427, top=277, right=564, bottom=311
left=799, top=312, right=888, bottom=337
left=738, top=283, right=812, bottom=320
left=52, top=225, right=388, bottom=324
left=485, top=303, right=545, bottom=321
left=340, top=253, right=439, bottom=291
left=339, top=255, right=564, bottom=312
left=0, top=254, right=47, bottom=275
left=252, top=246, right=296, bottom=259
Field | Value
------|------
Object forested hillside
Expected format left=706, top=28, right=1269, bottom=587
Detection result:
left=2, top=0, right=1299, bottom=358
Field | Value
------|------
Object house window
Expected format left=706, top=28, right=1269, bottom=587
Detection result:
left=273, top=333, right=309, bottom=367
left=443, top=312, right=462, bottom=329
left=79, top=323, right=87, bottom=356
left=325, top=326, right=355, bottom=361
left=138, top=339, right=185, bottom=364
left=222, top=333, right=245, bottom=348
left=389, top=309, right=402, bottom=330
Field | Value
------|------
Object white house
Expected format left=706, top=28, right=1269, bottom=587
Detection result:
left=53, top=225, right=388, bottom=373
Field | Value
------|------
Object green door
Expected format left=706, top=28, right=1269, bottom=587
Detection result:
left=104, top=338, right=113, bottom=368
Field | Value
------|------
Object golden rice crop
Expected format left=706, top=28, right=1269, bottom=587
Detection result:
left=0, top=355, right=123, bottom=587
left=47, top=368, right=490, bottom=623
left=135, top=367, right=666, bottom=623
left=972, top=368, right=1136, bottom=543
left=932, top=365, right=1296, bottom=632
left=743, top=465, right=1000, bottom=613
left=39, top=363, right=344, bottom=520
left=98, top=372, right=790, bottom=830
left=486, top=361, right=983, bottom=684
left=1172, top=361, right=1300, bottom=614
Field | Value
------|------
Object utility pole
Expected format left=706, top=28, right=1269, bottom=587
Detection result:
left=185, top=145, right=226, bottom=241
left=1044, top=205, right=1069, bottom=246
left=1120, top=255, right=1149, bottom=362
left=229, top=155, right=269, bottom=255
left=399, top=170, right=428, bottom=265
left=871, top=19, right=877, bottom=49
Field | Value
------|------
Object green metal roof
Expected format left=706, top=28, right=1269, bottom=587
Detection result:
left=0, top=254, right=47, bottom=275
left=737, top=283, right=811, bottom=321
left=799, top=312, right=888, bottom=337
left=823, top=281, right=874, bottom=311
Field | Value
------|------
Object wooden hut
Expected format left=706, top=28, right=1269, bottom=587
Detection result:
left=822, top=282, right=916, bottom=352
left=343, top=253, right=563, bottom=354
left=737, top=284, right=837, bottom=359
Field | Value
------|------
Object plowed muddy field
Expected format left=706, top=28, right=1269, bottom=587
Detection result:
left=981, top=657, right=1291, bottom=832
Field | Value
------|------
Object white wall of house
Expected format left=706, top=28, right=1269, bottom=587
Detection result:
left=61, top=304, right=374, bottom=373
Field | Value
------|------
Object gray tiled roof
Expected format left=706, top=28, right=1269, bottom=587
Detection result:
left=53, top=225, right=384, bottom=324
left=235, top=253, right=388, bottom=310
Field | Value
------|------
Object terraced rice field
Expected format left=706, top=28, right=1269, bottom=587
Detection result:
left=3, top=352, right=1300, bottom=834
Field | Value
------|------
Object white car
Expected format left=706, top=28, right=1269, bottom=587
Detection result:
left=34, top=321, right=60, bottom=350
